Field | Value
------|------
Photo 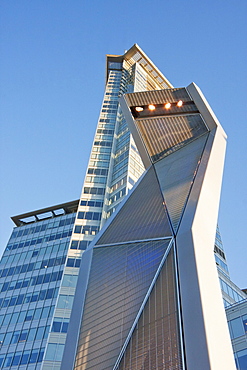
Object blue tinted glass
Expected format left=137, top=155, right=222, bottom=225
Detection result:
left=20, top=350, right=30, bottom=365
left=12, top=352, right=22, bottom=366
left=52, top=321, right=62, bottom=332
left=29, top=349, right=39, bottom=364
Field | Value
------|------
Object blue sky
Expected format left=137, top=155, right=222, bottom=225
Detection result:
left=0, top=0, right=246, bottom=288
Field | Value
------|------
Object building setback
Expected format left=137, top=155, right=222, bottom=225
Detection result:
left=0, top=44, right=246, bottom=369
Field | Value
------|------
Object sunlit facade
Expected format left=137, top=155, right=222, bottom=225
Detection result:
left=0, top=44, right=246, bottom=369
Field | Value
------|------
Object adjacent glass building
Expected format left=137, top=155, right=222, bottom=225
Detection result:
left=0, top=44, right=246, bottom=369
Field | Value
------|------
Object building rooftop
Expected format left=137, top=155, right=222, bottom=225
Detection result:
left=11, top=199, right=79, bottom=226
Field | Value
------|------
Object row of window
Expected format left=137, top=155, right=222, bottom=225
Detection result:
left=220, top=278, right=244, bottom=302
left=70, top=240, right=90, bottom=251
left=87, top=168, right=108, bottom=176
left=0, top=325, right=49, bottom=347
left=86, top=176, right=107, bottom=184
left=77, top=211, right=101, bottom=221
left=215, top=255, right=228, bottom=274
left=83, top=187, right=105, bottom=195
left=11, top=216, right=75, bottom=239
left=2, top=241, right=67, bottom=266
left=108, top=187, right=126, bottom=206
left=114, top=150, right=129, bottom=165
left=0, top=270, right=63, bottom=293
left=99, top=118, right=116, bottom=124
left=0, top=305, right=54, bottom=327
left=74, top=225, right=99, bottom=236
left=89, top=160, right=109, bottom=168
left=112, top=164, right=128, bottom=182
left=97, top=129, right=114, bottom=135
left=92, top=146, right=111, bottom=153
left=6, top=229, right=72, bottom=252
left=214, top=245, right=226, bottom=260
left=66, top=258, right=81, bottom=268
left=91, top=153, right=111, bottom=161
left=80, top=199, right=103, bottom=208
left=0, top=348, right=45, bottom=368
left=0, top=287, right=58, bottom=310
left=113, top=157, right=128, bottom=174
left=94, top=141, right=112, bottom=147
left=0, top=256, right=66, bottom=279
left=110, top=176, right=127, bottom=194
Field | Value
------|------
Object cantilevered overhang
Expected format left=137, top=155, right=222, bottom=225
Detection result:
left=120, top=83, right=226, bottom=168
left=11, top=199, right=79, bottom=226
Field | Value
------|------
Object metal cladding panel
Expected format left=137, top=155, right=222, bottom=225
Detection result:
left=124, top=87, right=191, bottom=106
left=136, top=113, right=208, bottom=163
left=154, top=133, right=209, bottom=233
left=74, top=239, right=172, bottom=370
left=97, top=166, right=172, bottom=245
left=116, top=246, right=183, bottom=370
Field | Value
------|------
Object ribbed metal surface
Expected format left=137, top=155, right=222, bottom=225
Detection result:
left=116, top=246, right=183, bottom=370
left=74, top=239, right=172, bottom=370
left=125, top=87, right=191, bottom=106
left=136, top=114, right=208, bottom=163
left=155, top=133, right=209, bottom=232
left=97, top=166, right=172, bottom=245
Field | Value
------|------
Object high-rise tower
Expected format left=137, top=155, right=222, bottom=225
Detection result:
left=0, top=45, right=245, bottom=370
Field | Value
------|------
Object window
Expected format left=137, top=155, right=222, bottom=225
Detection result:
left=62, top=274, right=78, bottom=287
left=57, top=295, right=73, bottom=309
left=229, top=317, right=245, bottom=338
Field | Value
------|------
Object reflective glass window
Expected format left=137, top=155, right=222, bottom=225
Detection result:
left=20, top=350, right=30, bottom=365
left=11, top=331, right=20, bottom=344
left=237, top=349, right=247, bottom=369
left=230, top=317, right=245, bottom=338
left=36, top=326, right=45, bottom=341
left=33, top=307, right=42, bottom=320
left=19, top=330, right=28, bottom=342
left=2, top=313, right=11, bottom=326
left=41, top=306, right=50, bottom=319
left=10, top=312, right=19, bottom=325
left=52, top=320, right=61, bottom=332
left=29, top=349, right=39, bottom=363
left=3, top=332, right=12, bottom=345
left=12, top=351, right=22, bottom=366
left=27, top=327, right=36, bottom=342
left=45, top=343, right=56, bottom=361
left=4, top=353, right=13, bottom=367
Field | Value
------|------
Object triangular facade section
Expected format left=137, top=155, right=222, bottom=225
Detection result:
left=97, top=165, right=173, bottom=245
left=154, top=133, right=209, bottom=233
left=115, top=244, right=183, bottom=370
left=74, top=239, right=172, bottom=370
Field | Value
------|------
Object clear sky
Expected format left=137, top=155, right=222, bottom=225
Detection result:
left=0, top=0, right=246, bottom=289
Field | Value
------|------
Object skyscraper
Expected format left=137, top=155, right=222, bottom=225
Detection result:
left=0, top=45, right=245, bottom=369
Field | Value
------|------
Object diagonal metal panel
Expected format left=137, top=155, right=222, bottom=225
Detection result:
left=155, top=133, right=209, bottom=233
left=74, top=239, right=172, bottom=370
left=97, top=166, right=172, bottom=245
left=136, top=113, right=208, bottom=163
left=116, top=246, right=183, bottom=370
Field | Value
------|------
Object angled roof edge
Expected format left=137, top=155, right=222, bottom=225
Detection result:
left=106, top=44, right=173, bottom=88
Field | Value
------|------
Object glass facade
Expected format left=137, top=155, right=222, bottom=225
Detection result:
left=0, top=201, right=77, bottom=369
left=226, top=300, right=247, bottom=370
